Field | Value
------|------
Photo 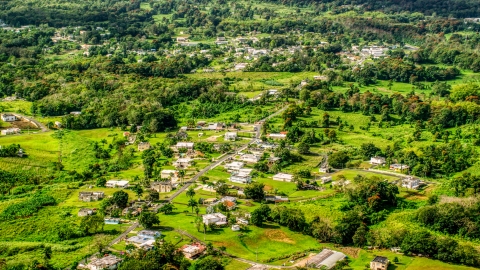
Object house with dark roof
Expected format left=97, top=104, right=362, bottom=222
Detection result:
left=370, top=256, right=389, bottom=270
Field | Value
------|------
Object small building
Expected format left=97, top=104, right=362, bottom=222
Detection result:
left=237, top=218, right=249, bottom=225
left=104, top=218, right=121, bottom=224
left=160, top=170, right=178, bottom=182
left=224, top=132, right=238, bottom=141
left=138, top=142, right=151, bottom=151
left=224, top=161, right=244, bottom=172
left=267, top=133, right=287, bottom=140
left=126, top=236, right=151, bottom=247
left=181, top=242, right=206, bottom=259
left=273, top=173, right=294, bottom=182
left=122, top=207, right=141, bottom=216
left=79, top=191, right=105, bottom=202
left=78, top=208, right=94, bottom=217
left=202, top=213, right=227, bottom=225
left=370, top=256, right=389, bottom=270
left=265, top=195, right=289, bottom=203
left=402, top=177, right=421, bottom=190
left=175, top=142, right=195, bottom=150
left=370, top=156, right=386, bottom=165
left=176, top=37, right=188, bottom=43
left=138, top=230, right=161, bottom=239
left=306, top=249, right=346, bottom=269
left=1, top=113, right=16, bottom=122
left=70, top=111, right=82, bottom=115
left=240, top=154, right=261, bottom=163
left=54, top=121, right=62, bottom=128
left=151, top=181, right=173, bottom=193
left=319, top=166, right=330, bottom=173
left=1, top=128, right=21, bottom=135
left=173, top=158, right=193, bottom=168
left=82, top=254, right=123, bottom=270
left=321, top=176, right=332, bottom=184
left=106, top=180, right=129, bottom=188
left=267, top=89, right=279, bottom=96
left=390, top=164, right=409, bottom=172
left=230, top=171, right=252, bottom=184
left=231, top=225, right=241, bottom=231
left=205, top=122, right=225, bottom=131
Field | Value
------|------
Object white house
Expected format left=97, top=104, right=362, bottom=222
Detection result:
left=321, top=176, right=332, bottom=184
left=231, top=225, right=241, bottom=231
left=224, top=161, right=244, bottom=172
left=106, top=180, right=129, bottom=188
left=230, top=171, right=252, bottom=184
left=138, top=230, right=161, bottom=239
left=160, top=169, right=178, bottom=181
left=202, top=213, right=227, bottom=225
left=1, top=128, right=21, bottom=135
left=273, top=173, right=294, bottom=182
left=1, top=113, right=16, bottom=122
left=267, top=133, right=287, bottom=140
left=370, top=156, right=386, bottom=165
left=306, top=249, right=346, bottom=269
left=83, top=255, right=123, bottom=270
left=234, top=63, right=247, bottom=70
left=173, top=158, right=193, bottom=168
left=175, top=142, right=194, bottom=150
left=267, top=89, right=279, bottom=96
left=224, top=132, right=238, bottom=141
left=402, top=177, right=421, bottom=190
left=240, top=154, right=261, bottom=163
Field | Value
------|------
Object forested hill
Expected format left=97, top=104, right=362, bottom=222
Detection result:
left=262, top=0, right=480, bottom=18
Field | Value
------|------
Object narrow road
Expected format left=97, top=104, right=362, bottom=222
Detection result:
left=11, top=113, right=48, bottom=132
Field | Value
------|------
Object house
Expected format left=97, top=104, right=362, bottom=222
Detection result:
left=321, top=176, right=332, bottom=184
left=70, top=111, right=82, bottom=115
left=1, top=113, right=16, bottom=122
left=237, top=218, right=249, bottom=225
left=231, top=225, right=241, bottom=231
left=173, top=158, right=193, bottom=168
left=176, top=37, right=188, bottom=43
left=240, top=154, right=261, bottom=163
left=138, top=142, right=151, bottom=151
left=319, top=166, right=330, bottom=173
left=205, top=122, right=225, bottom=131
left=126, top=236, right=151, bottom=247
left=106, top=180, right=129, bottom=188
left=79, top=191, right=105, bottom=202
left=223, top=200, right=237, bottom=210
left=267, top=133, right=287, bottom=140
left=1, top=128, right=21, bottom=135
left=267, top=89, right=279, bottom=96
left=78, top=208, right=94, bottom=217
left=402, top=176, right=421, bottom=190
left=202, top=213, right=227, bottom=225
left=104, top=218, right=121, bottom=224
left=160, top=169, right=178, bottom=182
left=138, top=240, right=156, bottom=251
left=181, top=242, right=206, bottom=259
left=229, top=171, right=252, bottom=184
left=138, top=230, right=161, bottom=239
left=370, top=256, right=389, bottom=270
left=54, top=121, right=62, bottom=128
left=390, top=164, right=409, bottom=172
left=151, top=181, right=173, bottom=193
left=82, top=255, right=123, bottom=270
left=224, top=132, right=238, bottom=141
left=175, top=142, right=194, bottom=150
left=306, top=249, right=346, bottom=269
left=273, top=173, right=294, bottom=182
left=234, top=63, right=248, bottom=71
left=370, top=156, right=386, bottom=165
left=122, top=207, right=141, bottom=216
left=224, top=161, right=244, bottom=172
left=265, top=195, right=289, bottom=203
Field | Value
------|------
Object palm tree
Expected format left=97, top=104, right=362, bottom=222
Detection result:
left=206, top=182, right=215, bottom=195
left=186, top=187, right=196, bottom=198
left=187, top=198, right=198, bottom=213
left=178, top=170, right=186, bottom=184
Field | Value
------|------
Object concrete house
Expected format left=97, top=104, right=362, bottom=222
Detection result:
left=273, top=173, right=294, bottom=182
left=82, top=255, right=123, bottom=270
left=321, top=176, right=332, bottom=184
left=1, top=113, right=16, bottom=122
left=265, top=196, right=289, bottom=203
left=370, top=256, right=389, bottom=270
left=151, top=181, right=173, bottom=193
left=240, top=154, right=261, bottom=163
left=138, top=142, right=151, bottom=151
left=104, top=218, right=121, bottom=224
left=78, top=208, right=94, bottom=217
left=138, top=230, right=161, bottom=239
left=229, top=170, right=252, bottom=184
left=402, top=177, right=421, bottom=190
left=202, top=213, right=227, bottom=225
left=370, top=156, right=386, bottom=165
left=106, top=180, right=129, bottom=188
left=224, top=161, right=244, bottom=172
left=173, top=158, right=193, bottom=168
left=181, top=242, right=206, bottom=259
left=1, top=128, right=21, bottom=135
left=175, top=142, right=194, bottom=150
left=267, top=133, right=287, bottom=140
left=224, top=132, right=238, bottom=141
left=160, top=169, right=178, bottom=181
left=390, top=164, right=409, bottom=172
left=79, top=191, right=104, bottom=202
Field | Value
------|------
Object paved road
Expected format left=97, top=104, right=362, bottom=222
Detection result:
left=12, top=113, right=48, bottom=132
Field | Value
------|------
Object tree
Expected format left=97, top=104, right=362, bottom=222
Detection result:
left=147, top=191, right=159, bottom=202
left=215, top=181, right=229, bottom=196
left=188, top=198, right=198, bottom=213
left=112, top=190, right=129, bottom=208
left=352, top=223, right=368, bottom=247
left=43, top=246, right=52, bottom=265
left=178, top=170, right=186, bottom=183
left=132, top=184, right=144, bottom=200
left=186, top=187, right=196, bottom=198
left=192, top=256, right=224, bottom=270
left=159, top=203, right=175, bottom=214
left=244, top=182, right=265, bottom=201
left=138, top=211, right=160, bottom=229
left=251, top=204, right=271, bottom=226
left=322, top=113, right=330, bottom=127
left=96, top=177, right=107, bottom=187
left=297, top=142, right=310, bottom=154
left=328, top=151, right=349, bottom=169
left=360, top=143, right=381, bottom=159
